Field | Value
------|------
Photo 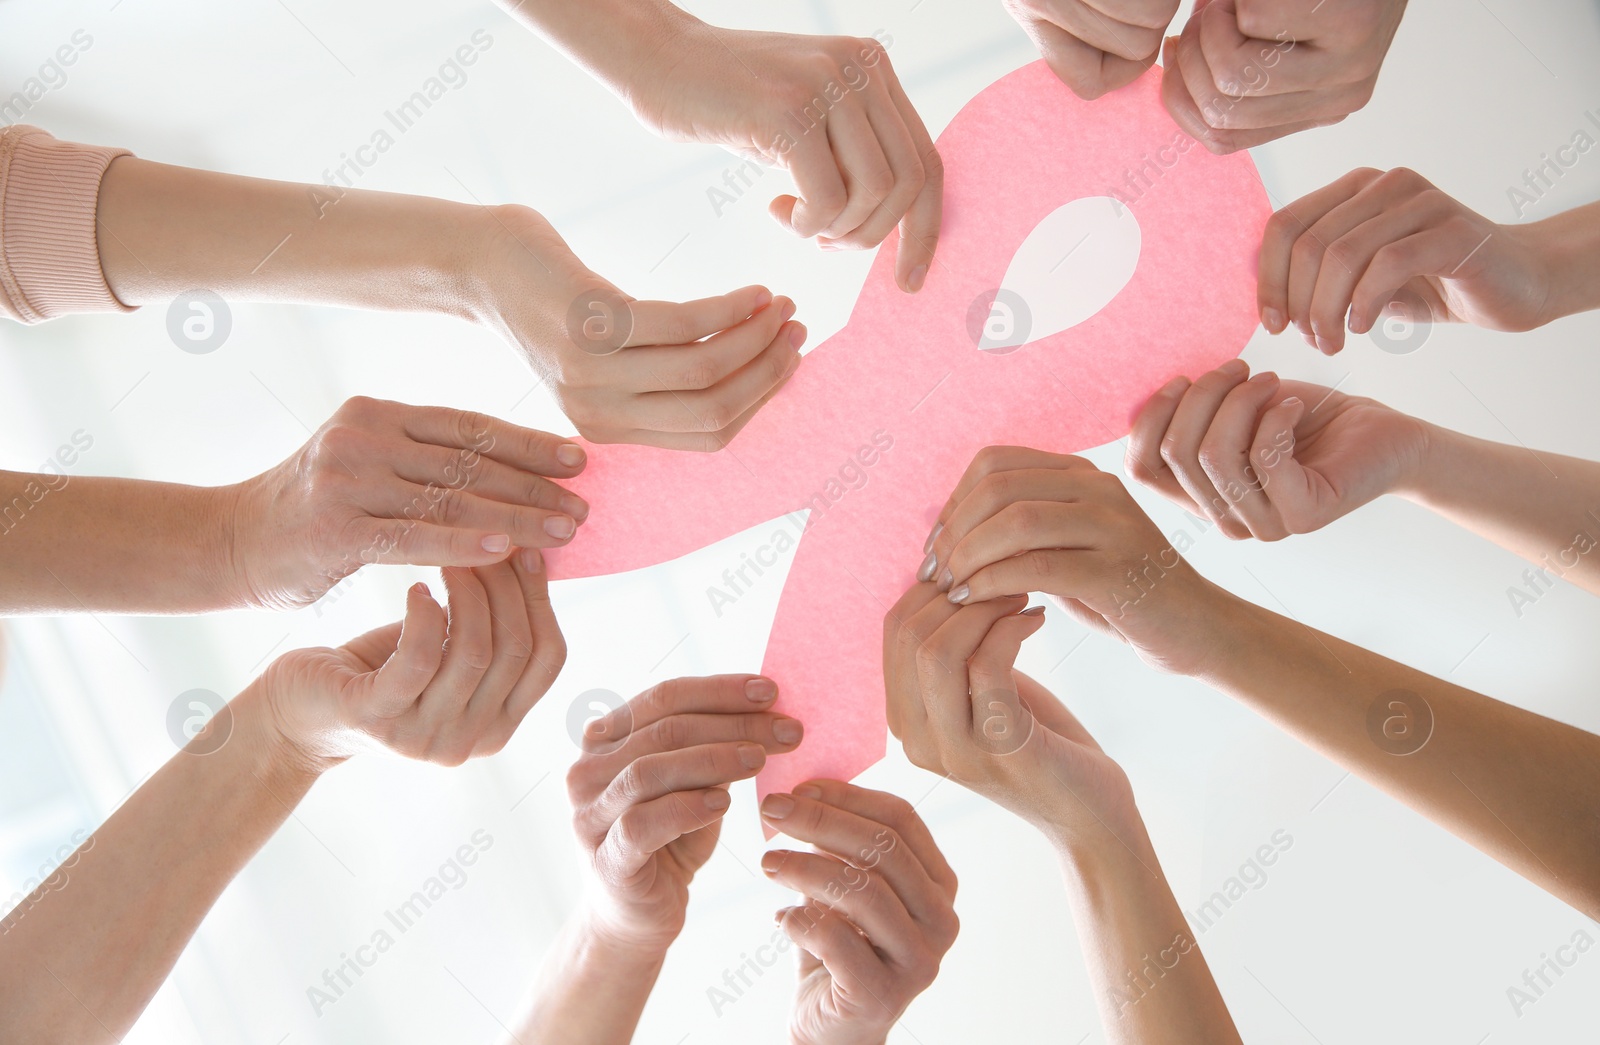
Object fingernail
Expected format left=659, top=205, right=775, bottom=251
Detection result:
left=561, top=494, right=590, bottom=522
left=1020, top=605, right=1045, bottom=617
left=1158, top=376, right=1190, bottom=396
left=752, top=288, right=773, bottom=310
left=1281, top=396, right=1302, bottom=408
left=761, top=794, right=795, bottom=820
left=948, top=584, right=971, bottom=604
left=410, top=581, right=430, bottom=597
left=788, top=323, right=807, bottom=349
left=761, top=850, right=787, bottom=875
left=773, top=907, right=789, bottom=925
left=908, top=265, right=928, bottom=292
left=738, top=743, right=766, bottom=770
left=923, top=523, right=943, bottom=555
left=481, top=534, right=511, bottom=553
left=1249, top=371, right=1278, bottom=385
left=793, top=782, right=822, bottom=799
left=1262, top=307, right=1285, bottom=332
left=705, top=789, right=731, bottom=811
left=544, top=516, right=576, bottom=539
left=1221, top=358, right=1249, bottom=376
left=781, top=300, right=797, bottom=323
left=772, top=718, right=803, bottom=745
left=746, top=677, right=777, bottom=702
left=818, top=241, right=843, bottom=253
left=1348, top=310, right=1368, bottom=333
left=936, top=567, right=953, bottom=592
left=520, top=547, right=543, bottom=573
left=556, top=443, right=586, bottom=468
left=917, top=550, right=938, bottom=583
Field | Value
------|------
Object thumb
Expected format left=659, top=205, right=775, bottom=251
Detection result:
left=967, top=610, right=1047, bottom=751
left=1252, top=396, right=1317, bottom=525
left=362, top=582, right=446, bottom=717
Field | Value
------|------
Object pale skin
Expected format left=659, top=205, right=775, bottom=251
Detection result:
left=497, top=0, right=944, bottom=293
left=1008, top=0, right=1408, bottom=151
left=1161, top=0, right=1410, bottom=154
left=95, top=155, right=805, bottom=449
left=513, top=676, right=958, bottom=1045
left=1256, top=167, right=1600, bottom=353
left=0, top=552, right=565, bottom=1041
left=0, top=397, right=589, bottom=613
left=922, top=446, right=1600, bottom=919
left=1126, top=360, right=1600, bottom=597
left=883, top=585, right=1241, bottom=1044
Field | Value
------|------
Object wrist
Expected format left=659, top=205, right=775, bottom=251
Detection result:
left=574, top=898, right=678, bottom=968
left=195, top=481, right=257, bottom=610
left=229, top=681, right=338, bottom=787
left=1390, top=417, right=1461, bottom=507
left=1519, top=204, right=1600, bottom=326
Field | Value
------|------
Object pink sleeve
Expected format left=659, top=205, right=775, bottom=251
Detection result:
left=0, top=124, right=136, bottom=324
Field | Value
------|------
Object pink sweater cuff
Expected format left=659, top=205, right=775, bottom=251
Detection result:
left=0, top=125, right=135, bottom=324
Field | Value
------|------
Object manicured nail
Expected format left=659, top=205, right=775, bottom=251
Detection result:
left=1020, top=605, right=1045, bottom=617
left=1249, top=371, right=1278, bottom=385
left=761, top=850, right=788, bottom=875
left=773, top=907, right=789, bottom=925
left=788, top=323, right=808, bottom=349
left=1158, top=375, right=1190, bottom=396
left=556, top=443, right=586, bottom=468
left=923, top=523, right=943, bottom=555
left=1220, top=358, right=1249, bottom=377
left=520, top=547, right=543, bottom=574
left=562, top=494, right=590, bottom=522
left=752, top=288, right=773, bottom=310
left=544, top=516, right=575, bottom=539
left=410, top=581, right=430, bottom=597
left=772, top=718, right=803, bottom=745
left=793, top=782, right=823, bottom=800
left=818, top=241, right=843, bottom=253
left=781, top=300, right=797, bottom=323
left=481, top=534, right=511, bottom=554
left=1281, top=396, right=1302, bottom=408
left=936, top=567, right=953, bottom=592
left=948, top=584, right=971, bottom=604
left=1348, top=310, right=1369, bottom=334
left=705, top=788, right=731, bottom=811
left=1262, top=307, right=1285, bottom=333
left=907, top=265, right=928, bottom=292
left=746, top=677, right=777, bottom=702
left=917, top=551, right=938, bottom=583
left=761, top=794, right=795, bottom=820
left=738, top=743, right=766, bottom=770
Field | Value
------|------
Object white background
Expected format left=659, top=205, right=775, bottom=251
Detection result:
left=2, top=0, right=1599, bottom=1042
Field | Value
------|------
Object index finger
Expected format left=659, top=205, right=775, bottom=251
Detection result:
left=586, top=674, right=779, bottom=744
left=787, top=780, right=958, bottom=897
left=622, top=285, right=774, bottom=348
left=402, top=406, right=588, bottom=481
left=929, top=447, right=1089, bottom=544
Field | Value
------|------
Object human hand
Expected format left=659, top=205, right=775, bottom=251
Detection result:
left=884, top=585, right=1136, bottom=844
left=229, top=396, right=588, bottom=610
left=258, top=551, right=563, bottom=769
left=918, top=447, right=1231, bottom=675
left=567, top=675, right=805, bottom=953
left=1125, top=361, right=1431, bottom=539
left=758, top=781, right=959, bottom=1045
left=628, top=24, right=942, bottom=293
left=473, top=206, right=806, bottom=450
left=1259, top=167, right=1556, bottom=352
left=1003, top=0, right=1179, bottom=99
left=1161, top=0, right=1408, bottom=154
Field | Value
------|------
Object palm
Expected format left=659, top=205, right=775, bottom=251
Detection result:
left=1270, top=380, right=1425, bottom=533
left=791, top=954, right=880, bottom=1045
left=603, top=819, right=722, bottom=944
left=258, top=623, right=399, bottom=759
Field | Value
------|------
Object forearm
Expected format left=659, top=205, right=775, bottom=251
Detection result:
left=511, top=905, right=670, bottom=1044
left=494, top=0, right=698, bottom=107
left=0, top=471, right=244, bottom=613
left=1400, top=421, right=1600, bottom=596
left=1525, top=199, right=1600, bottom=325
left=0, top=684, right=323, bottom=1040
left=1197, top=596, right=1600, bottom=917
left=96, top=155, right=492, bottom=316
left=1053, top=812, right=1240, bottom=1045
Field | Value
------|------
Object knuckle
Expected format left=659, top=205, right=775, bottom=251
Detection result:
left=680, top=356, right=721, bottom=391
left=652, top=714, right=686, bottom=752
